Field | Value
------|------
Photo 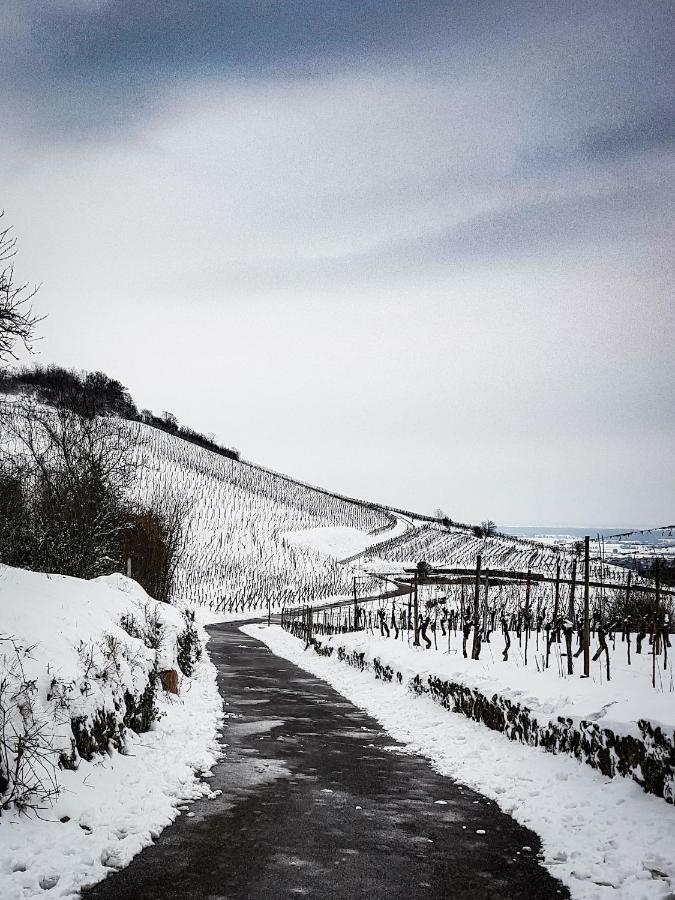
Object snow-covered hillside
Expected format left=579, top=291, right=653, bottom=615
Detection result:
left=131, top=423, right=400, bottom=611
left=0, top=565, right=222, bottom=898
left=355, top=520, right=633, bottom=583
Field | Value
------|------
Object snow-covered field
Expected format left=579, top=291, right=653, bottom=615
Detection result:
left=282, top=516, right=411, bottom=562
left=245, top=624, right=675, bottom=900
left=0, top=566, right=223, bottom=899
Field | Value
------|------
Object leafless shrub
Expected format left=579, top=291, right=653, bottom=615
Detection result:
left=0, top=637, right=62, bottom=814
left=124, top=492, right=192, bottom=602
left=119, top=602, right=165, bottom=650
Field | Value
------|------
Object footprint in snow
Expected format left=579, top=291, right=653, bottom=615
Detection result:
left=39, top=872, right=60, bottom=891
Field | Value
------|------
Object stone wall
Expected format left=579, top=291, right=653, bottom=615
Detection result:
left=306, top=637, right=675, bottom=805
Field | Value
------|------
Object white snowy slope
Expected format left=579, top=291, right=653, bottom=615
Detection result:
left=0, top=566, right=223, bottom=900
left=131, top=423, right=394, bottom=610
left=281, top=515, right=412, bottom=561
left=245, top=624, right=675, bottom=900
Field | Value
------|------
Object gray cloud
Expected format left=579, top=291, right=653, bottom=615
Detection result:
left=1, top=0, right=673, bottom=524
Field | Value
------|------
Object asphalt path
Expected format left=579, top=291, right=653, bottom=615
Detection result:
left=85, top=621, right=568, bottom=899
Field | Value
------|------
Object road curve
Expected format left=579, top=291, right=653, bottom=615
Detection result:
left=84, top=621, right=568, bottom=899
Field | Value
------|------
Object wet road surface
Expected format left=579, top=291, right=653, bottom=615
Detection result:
left=85, top=621, right=568, bottom=899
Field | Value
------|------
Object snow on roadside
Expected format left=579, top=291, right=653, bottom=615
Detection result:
left=306, top=629, right=675, bottom=736
left=243, top=624, right=675, bottom=900
left=0, top=566, right=223, bottom=899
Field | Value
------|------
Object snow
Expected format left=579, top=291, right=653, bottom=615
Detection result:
left=296, top=628, right=675, bottom=736
left=282, top=515, right=411, bottom=560
left=244, top=624, right=675, bottom=900
left=0, top=565, right=223, bottom=899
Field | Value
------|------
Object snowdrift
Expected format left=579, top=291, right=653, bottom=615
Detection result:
left=0, top=565, right=222, bottom=898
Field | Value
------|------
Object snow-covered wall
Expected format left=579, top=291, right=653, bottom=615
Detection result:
left=300, top=633, right=675, bottom=805
left=0, top=564, right=223, bottom=897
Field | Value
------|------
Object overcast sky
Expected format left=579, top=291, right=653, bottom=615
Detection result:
left=1, top=1, right=673, bottom=526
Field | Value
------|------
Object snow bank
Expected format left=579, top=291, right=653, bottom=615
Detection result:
left=0, top=565, right=223, bottom=899
left=284, top=627, right=674, bottom=801
left=305, top=629, right=675, bottom=735
left=244, top=624, right=675, bottom=900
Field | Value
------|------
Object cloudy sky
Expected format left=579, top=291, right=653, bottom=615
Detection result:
left=1, top=1, right=673, bottom=526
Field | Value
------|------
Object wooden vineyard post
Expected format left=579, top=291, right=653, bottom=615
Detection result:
left=625, top=571, right=632, bottom=665
left=653, top=560, right=660, bottom=689
left=267, top=592, right=271, bottom=627
left=583, top=536, right=590, bottom=678
left=554, top=562, right=560, bottom=626
left=564, top=560, right=576, bottom=675
left=471, top=554, right=482, bottom=660
left=524, top=568, right=531, bottom=666
left=306, top=605, right=313, bottom=645
left=353, top=576, right=359, bottom=631
left=126, top=556, right=132, bottom=579
left=407, top=589, right=412, bottom=644
left=413, top=572, right=420, bottom=646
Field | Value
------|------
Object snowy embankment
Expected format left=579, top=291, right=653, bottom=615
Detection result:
left=244, top=624, right=675, bottom=900
left=0, top=566, right=223, bottom=899
left=301, top=628, right=675, bottom=739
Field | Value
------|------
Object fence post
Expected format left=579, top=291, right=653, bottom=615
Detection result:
left=554, top=561, right=560, bottom=625
left=653, top=560, right=660, bottom=689
left=583, top=536, right=590, bottom=678
left=413, top=572, right=420, bottom=646
left=524, top=568, right=531, bottom=666
left=482, top=570, right=490, bottom=639
left=563, top=560, right=577, bottom=674
left=353, top=576, right=359, bottom=631
left=471, top=554, right=482, bottom=659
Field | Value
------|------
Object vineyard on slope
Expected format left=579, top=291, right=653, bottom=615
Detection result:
left=131, top=423, right=664, bottom=617
left=132, top=423, right=394, bottom=612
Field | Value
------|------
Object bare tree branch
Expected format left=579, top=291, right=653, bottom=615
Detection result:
left=0, top=213, right=43, bottom=366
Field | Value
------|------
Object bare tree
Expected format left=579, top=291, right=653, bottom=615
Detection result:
left=473, top=519, right=497, bottom=539
left=1, top=399, right=140, bottom=578
left=0, top=215, right=41, bottom=367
